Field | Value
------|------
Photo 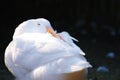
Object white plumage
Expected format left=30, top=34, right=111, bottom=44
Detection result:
left=5, top=18, right=92, bottom=80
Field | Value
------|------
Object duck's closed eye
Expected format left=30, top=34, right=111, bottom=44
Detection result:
left=37, top=23, right=41, bottom=25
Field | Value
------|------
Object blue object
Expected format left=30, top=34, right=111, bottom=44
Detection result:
left=97, top=66, right=109, bottom=73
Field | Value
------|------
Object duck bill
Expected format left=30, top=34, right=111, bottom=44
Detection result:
left=46, top=26, right=72, bottom=46
left=46, top=26, right=58, bottom=38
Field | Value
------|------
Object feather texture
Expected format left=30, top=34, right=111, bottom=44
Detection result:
left=5, top=18, right=92, bottom=80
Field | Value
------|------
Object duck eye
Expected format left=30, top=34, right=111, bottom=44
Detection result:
left=37, top=23, right=40, bottom=25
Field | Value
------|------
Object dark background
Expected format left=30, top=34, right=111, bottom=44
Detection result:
left=0, top=0, right=120, bottom=80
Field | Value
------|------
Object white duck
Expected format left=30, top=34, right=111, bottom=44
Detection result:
left=5, top=18, right=92, bottom=80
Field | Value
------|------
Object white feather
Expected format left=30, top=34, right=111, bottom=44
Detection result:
left=5, top=18, right=92, bottom=80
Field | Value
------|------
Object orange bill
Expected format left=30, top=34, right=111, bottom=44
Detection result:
left=46, top=26, right=62, bottom=39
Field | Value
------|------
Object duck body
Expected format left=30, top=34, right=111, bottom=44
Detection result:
left=5, top=18, right=92, bottom=80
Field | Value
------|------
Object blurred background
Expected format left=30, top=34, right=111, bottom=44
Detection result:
left=0, top=0, right=120, bottom=80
